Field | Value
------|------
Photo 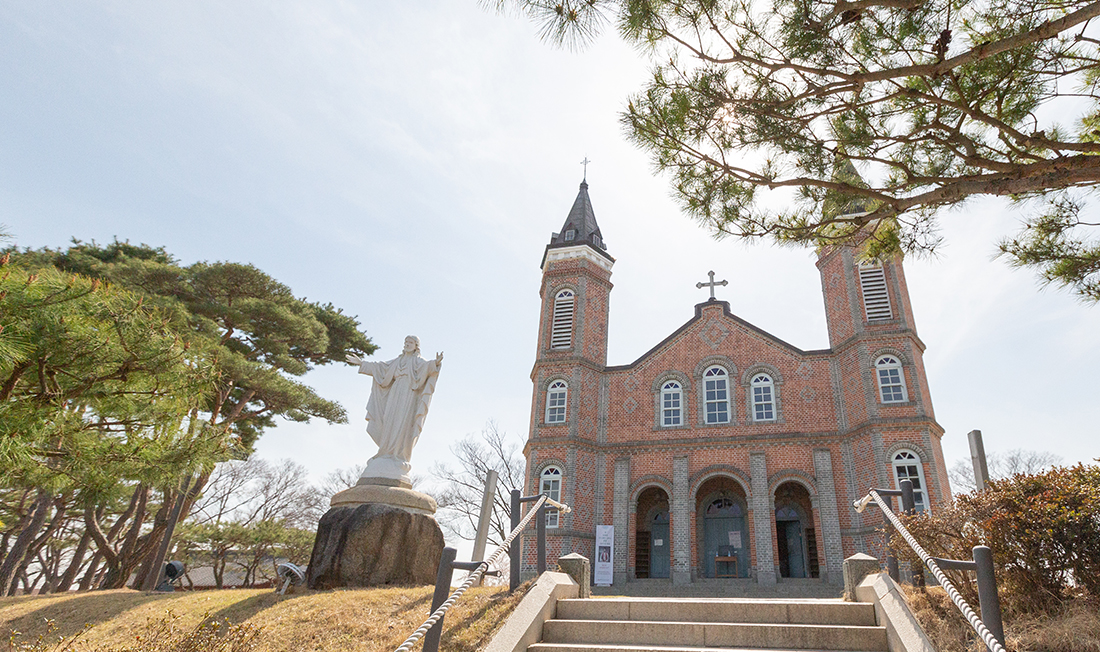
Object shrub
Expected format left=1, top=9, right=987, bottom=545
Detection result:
left=896, top=461, right=1100, bottom=614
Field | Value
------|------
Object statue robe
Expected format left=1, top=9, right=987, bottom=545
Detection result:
left=358, top=352, right=440, bottom=466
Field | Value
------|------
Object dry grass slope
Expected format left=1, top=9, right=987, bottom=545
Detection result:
left=1, top=583, right=529, bottom=652
left=903, top=585, right=1100, bottom=652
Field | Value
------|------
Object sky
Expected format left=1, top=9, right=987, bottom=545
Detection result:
left=3, top=3, right=1098, bottom=549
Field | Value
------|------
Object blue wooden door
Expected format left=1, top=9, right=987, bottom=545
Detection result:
left=650, top=515, right=670, bottom=578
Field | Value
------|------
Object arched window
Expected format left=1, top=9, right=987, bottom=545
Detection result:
left=706, top=498, right=743, bottom=517
left=703, top=366, right=730, bottom=424
left=661, top=381, right=682, bottom=426
left=751, top=373, right=775, bottom=422
left=875, top=355, right=908, bottom=403
left=550, top=289, right=575, bottom=349
left=892, top=450, right=928, bottom=513
left=545, top=380, right=568, bottom=423
left=541, top=466, right=563, bottom=527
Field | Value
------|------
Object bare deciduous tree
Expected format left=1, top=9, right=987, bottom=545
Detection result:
left=950, top=448, right=1062, bottom=494
left=430, top=421, right=526, bottom=550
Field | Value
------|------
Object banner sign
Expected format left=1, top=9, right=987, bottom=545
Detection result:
left=594, top=525, right=614, bottom=586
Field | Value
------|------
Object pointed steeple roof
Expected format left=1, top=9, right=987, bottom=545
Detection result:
left=541, top=179, right=614, bottom=268
left=823, top=156, right=877, bottom=218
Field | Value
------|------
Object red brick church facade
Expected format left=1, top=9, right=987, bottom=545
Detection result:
left=522, top=180, right=950, bottom=585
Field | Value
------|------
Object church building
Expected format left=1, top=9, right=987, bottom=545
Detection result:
left=521, top=180, right=950, bottom=586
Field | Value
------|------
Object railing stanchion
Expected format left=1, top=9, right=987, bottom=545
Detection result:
left=423, top=547, right=457, bottom=652
left=509, top=489, right=521, bottom=593
left=536, top=502, right=546, bottom=575
left=973, top=546, right=1005, bottom=650
left=885, top=513, right=900, bottom=582
left=900, top=479, right=915, bottom=514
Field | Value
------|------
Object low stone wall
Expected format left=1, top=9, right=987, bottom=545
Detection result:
left=855, top=572, right=936, bottom=652
left=484, top=572, right=580, bottom=652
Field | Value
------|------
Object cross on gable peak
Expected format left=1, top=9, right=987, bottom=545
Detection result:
left=696, top=270, right=729, bottom=300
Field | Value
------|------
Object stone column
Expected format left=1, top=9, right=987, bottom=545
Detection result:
left=750, top=451, right=776, bottom=585
left=672, top=455, right=691, bottom=585
left=612, top=457, right=630, bottom=585
left=813, top=448, right=845, bottom=584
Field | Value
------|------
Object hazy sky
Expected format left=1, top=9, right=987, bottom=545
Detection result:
left=3, top=3, right=1097, bottom=539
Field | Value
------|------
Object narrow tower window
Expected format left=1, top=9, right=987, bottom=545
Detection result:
left=564, top=229, right=576, bottom=241
left=540, top=466, right=563, bottom=527
left=546, top=380, right=568, bottom=423
left=859, top=264, right=893, bottom=322
left=661, top=381, right=683, bottom=426
left=751, top=373, right=775, bottom=422
left=550, top=289, right=575, bottom=349
left=875, top=355, right=908, bottom=403
left=704, top=366, right=730, bottom=424
left=892, top=450, right=928, bottom=512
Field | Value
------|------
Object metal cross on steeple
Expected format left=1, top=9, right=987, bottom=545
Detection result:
left=696, top=270, right=729, bottom=300
left=580, top=156, right=591, bottom=181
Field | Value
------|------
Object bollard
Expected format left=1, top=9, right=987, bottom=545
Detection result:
left=884, top=514, right=899, bottom=582
left=423, top=547, right=457, bottom=652
left=509, top=489, right=521, bottom=593
left=536, top=503, right=547, bottom=575
left=973, top=546, right=1005, bottom=650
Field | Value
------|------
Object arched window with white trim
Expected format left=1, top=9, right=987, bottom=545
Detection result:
left=550, top=289, right=575, bottom=349
left=751, top=373, right=776, bottom=422
left=540, top=466, right=563, bottom=527
left=545, top=380, right=568, bottom=423
left=661, top=381, right=683, bottom=427
left=703, top=366, right=730, bottom=424
left=892, top=450, right=928, bottom=512
left=875, top=355, right=908, bottom=403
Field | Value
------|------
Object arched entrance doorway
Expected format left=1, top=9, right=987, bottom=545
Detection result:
left=635, top=487, right=670, bottom=579
left=695, top=476, right=750, bottom=578
left=773, top=481, right=819, bottom=578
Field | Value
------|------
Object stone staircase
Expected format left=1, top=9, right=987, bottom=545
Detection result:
left=528, top=597, right=888, bottom=652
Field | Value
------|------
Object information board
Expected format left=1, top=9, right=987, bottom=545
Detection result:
left=594, top=525, right=614, bottom=586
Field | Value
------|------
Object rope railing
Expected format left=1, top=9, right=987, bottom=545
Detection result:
left=393, top=492, right=570, bottom=652
left=854, top=487, right=1007, bottom=652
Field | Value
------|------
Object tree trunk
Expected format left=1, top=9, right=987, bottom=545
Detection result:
left=0, top=490, right=51, bottom=596
left=54, top=528, right=92, bottom=593
left=78, top=553, right=102, bottom=591
left=10, top=498, right=69, bottom=593
left=98, top=486, right=149, bottom=589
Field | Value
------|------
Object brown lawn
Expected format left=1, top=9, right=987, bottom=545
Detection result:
left=1, top=583, right=528, bottom=652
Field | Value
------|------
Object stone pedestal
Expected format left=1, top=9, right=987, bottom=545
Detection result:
left=306, top=484, right=444, bottom=589
left=843, top=553, right=882, bottom=601
left=557, top=553, right=591, bottom=598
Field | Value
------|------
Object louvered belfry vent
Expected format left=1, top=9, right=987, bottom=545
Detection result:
left=859, top=264, right=893, bottom=322
left=550, top=290, right=575, bottom=349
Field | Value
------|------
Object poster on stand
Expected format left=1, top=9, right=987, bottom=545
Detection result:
left=594, top=525, right=614, bottom=586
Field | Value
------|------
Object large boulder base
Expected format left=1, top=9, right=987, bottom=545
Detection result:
left=307, top=504, right=444, bottom=589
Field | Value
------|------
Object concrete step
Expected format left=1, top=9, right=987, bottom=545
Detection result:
left=556, top=599, right=876, bottom=627
left=531, top=645, right=884, bottom=652
left=541, top=620, right=887, bottom=652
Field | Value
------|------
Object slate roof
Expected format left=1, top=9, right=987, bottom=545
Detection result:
left=545, top=181, right=613, bottom=262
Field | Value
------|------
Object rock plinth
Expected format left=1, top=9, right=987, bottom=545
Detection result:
left=307, top=503, right=444, bottom=589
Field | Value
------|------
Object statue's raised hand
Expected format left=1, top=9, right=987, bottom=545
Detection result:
left=346, top=353, right=364, bottom=366
left=435, top=352, right=444, bottom=365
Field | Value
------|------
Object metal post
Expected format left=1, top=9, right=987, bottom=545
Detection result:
left=536, top=502, right=546, bottom=575
left=884, top=513, right=899, bottom=582
left=973, top=546, right=1005, bottom=650
left=900, top=479, right=915, bottom=515
left=968, top=430, right=989, bottom=492
left=423, top=547, right=457, bottom=652
left=509, top=489, right=520, bottom=593
left=898, top=479, right=924, bottom=586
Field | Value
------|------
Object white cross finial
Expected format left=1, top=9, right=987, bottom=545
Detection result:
left=696, top=270, right=729, bottom=300
left=580, top=156, right=591, bottom=181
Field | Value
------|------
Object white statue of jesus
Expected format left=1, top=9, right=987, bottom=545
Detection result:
left=346, top=335, right=443, bottom=487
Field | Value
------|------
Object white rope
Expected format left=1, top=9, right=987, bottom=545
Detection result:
left=393, top=494, right=553, bottom=652
left=856, top=490, right=1007, bottom=652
